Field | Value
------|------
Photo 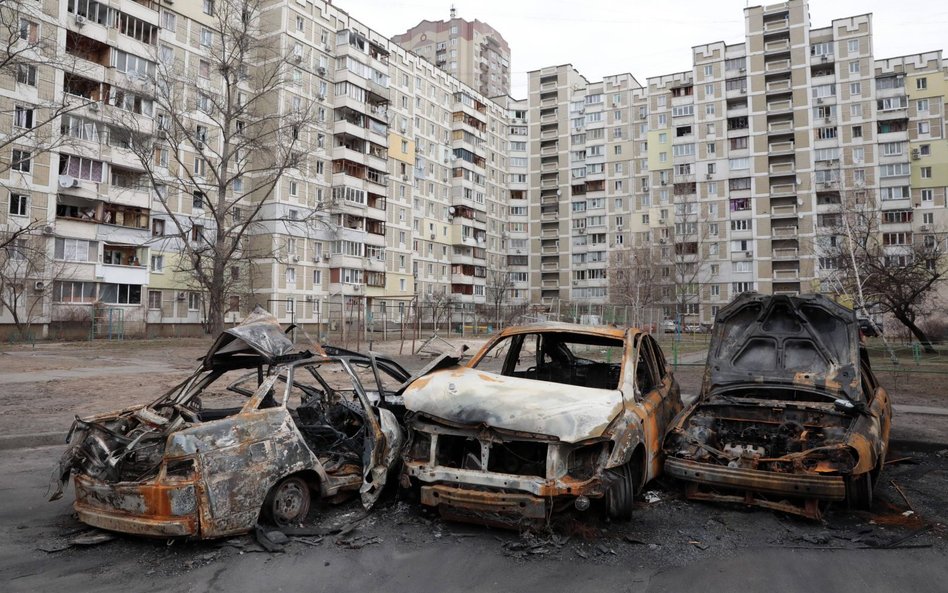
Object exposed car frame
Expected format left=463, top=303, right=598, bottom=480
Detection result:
left=49, top=308, right=416, bottom=539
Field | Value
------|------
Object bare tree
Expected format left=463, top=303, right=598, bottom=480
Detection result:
left=0, top=228, right=67, bottom=339
left=657, top=187, right=711, bottom=329
left=608, top=243, right=659, bottom=326
left=123, top=0, right=320, bottom=335
left=823, top=193, right=946, bottom=353
left=485, top=261, right=514, bottom=329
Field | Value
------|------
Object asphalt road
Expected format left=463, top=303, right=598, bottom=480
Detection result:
left=1, top=446, right=945, bottom=593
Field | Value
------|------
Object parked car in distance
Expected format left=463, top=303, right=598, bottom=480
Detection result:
left=49, top=308, right=419, bottom=539
left=663, top=293, right=892, bottom=520
left=401, top=322, right=683, bottom=525
left=683, top=323, right=707, bottom=334
left=662, top=319, right=679, bottom=333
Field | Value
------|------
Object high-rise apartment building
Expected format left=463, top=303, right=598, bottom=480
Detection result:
left=0, top=0, right=509, bottom=337
left=0, top=0, right=944, bottom=338
left=392, top=10, right=511, bottom=98
left=525, top=0, right=947, bottom=323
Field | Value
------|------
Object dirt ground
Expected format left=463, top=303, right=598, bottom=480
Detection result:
left=0, top=335, right=944, bottom=443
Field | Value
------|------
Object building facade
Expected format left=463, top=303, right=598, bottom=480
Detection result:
left=0, top=0, right=945, bottom=338
left=525, top=0, right=947, bottom=324
left=391, top=11, right=511, bottom=99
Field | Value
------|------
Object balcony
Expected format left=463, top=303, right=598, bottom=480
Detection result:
left=766, top=99, right=793, bottom=114
left=766, top=79, right=792, bottom=93
left=773, top=247, right=799, bottom=260
left=765, top=39, right=790, bottom=53
left=774, top=268, right=800, bottom=281
left=773, top=225, right=798, bottom=238
left=771, top=204, right=798, bottom=217
left=765, top=59, right=791, bottom=73
left=768, top=141, right=794, bottom=154
left=763, top=19, right=789, bottom=33
left=769, top=162, right=796, bottom=175
left=768, top=120, right=793, bottom=133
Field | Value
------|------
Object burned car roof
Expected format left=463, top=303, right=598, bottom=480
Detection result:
left=705, top=293, right=863, bottom=401
left=203, top=306, right=301, bottom=370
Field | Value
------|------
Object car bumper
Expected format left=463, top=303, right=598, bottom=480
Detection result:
left=665, top=457, right=847, bottom=500
left=73, top=474, right=199, bottom=538
left=420, top=484, right=548, bottom=519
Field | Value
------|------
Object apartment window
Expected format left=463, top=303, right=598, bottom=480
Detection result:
left=704, top=64, right=713, bottom=77
left=295, top=16, right=304, bottom=31
left=850, top=126, right=861, bottom=139
left=8, top=192, right=28, bottom=216
left=16, top=64, right=36, bottom=86
left=192, top=191, right=204, bottom=209
left=848, top=39, right=859, bottom=53
left=200, top=28, right=213, bottom=47
left=11, top=149, right=30, bottom=172
left=707, top=142, right=715, bottom=155
left=852, top=147, right=864, bottom=163
left=150, top=255, right=164, bottom=272
left=921, top=167, right=932, bottom=179
left=705, top=103, right=715, bottom=116
left=918, top=121, right=931, bottom=135
left=19, top=19, right=38, bottom=43
left=919, top=144, right=931, bottom=156
left=197, top=93, right=211, bottom=113
left=849, top=82, right=861, bottom=96
left=13, top=105, right=33, bottom=129
left=849, top=61, right=860, bottom=74
left=916, top=77, right=927, bottom=91
left=148, top=290, right=162, bottom=309
left=921, top=189, right=933, bottom=202
left=851, top=104, right=863, bottom=118
left=923, top=213, right=934, bottom=225
left=53, top=238, right=95, bottom=262
left=812, top=84, right=836, bottom=99
left=161, top=11, right=176, bottom=30
left=152, top=219, right=165, bottom=236
left=731, top=219, right=752, bottom=231
left=202, top=0, right=214, bottom=15
left=193, top=157, right=206, bottom=177
left=100, top=283, right=142, bottom=305
left=916, top=99, right=930, bottom=113
left=732, top=282, right=753, bottom=294
left=188, top=292, right=201, bottom=311
left=198, top=60, right=210, bottom=79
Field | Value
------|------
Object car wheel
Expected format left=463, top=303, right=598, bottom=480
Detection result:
left=604, top=462, right=639, bottom=521
left=845, top=472, right=873, bottom=510
left=263, top=476, right=311, bottom=527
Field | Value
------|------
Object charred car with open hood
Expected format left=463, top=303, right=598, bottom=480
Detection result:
left=663, top=293, right=892, bottom=519
left=400, top=323, right=682, bottom=524
left=49, top=308, right=414, bottom=539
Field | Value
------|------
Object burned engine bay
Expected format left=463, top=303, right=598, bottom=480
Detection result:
left=666, top=391, right=857, bottom=474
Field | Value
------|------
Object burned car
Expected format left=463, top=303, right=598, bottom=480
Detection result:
left=401, top=323, right=682, bottom=524
left=49, top=308, right=413, bottom=539
left=664, top=293, right=892, bottom=519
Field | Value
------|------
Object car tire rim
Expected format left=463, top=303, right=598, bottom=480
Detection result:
left=271, top=478, right=309, bottom=525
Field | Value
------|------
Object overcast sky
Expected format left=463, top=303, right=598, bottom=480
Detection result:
left=335, top=0, right=947, bottom=97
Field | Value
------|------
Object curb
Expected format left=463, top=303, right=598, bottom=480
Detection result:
left=0, top=432, right=66, bottom=451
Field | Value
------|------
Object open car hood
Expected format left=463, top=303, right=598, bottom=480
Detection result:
left=403, top=366, right=623, bottom=443
left=203, top=306, right=298, bottom=370
left=704, top=293, right=863, bottom=401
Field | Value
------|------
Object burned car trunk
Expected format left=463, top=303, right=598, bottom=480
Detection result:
left=49, top=307, right=409, bottom=539
left=401, top=323, right=682, bottom=526
left=664, top=293, right=892, bottom=519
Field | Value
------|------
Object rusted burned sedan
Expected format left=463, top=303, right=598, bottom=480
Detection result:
left=49, top=308, right=411, bottom=539
left=664, top=293, right=892, bottom=519
left=401, top=323, right=682, bottom=524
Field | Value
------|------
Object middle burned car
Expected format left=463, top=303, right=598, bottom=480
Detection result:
left=400, top=323, right=682, bottom=523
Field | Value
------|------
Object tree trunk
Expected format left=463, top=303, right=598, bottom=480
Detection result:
left=894, top=311, right=935, bottom=354
left=206, top=260, right=226, bottom=336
